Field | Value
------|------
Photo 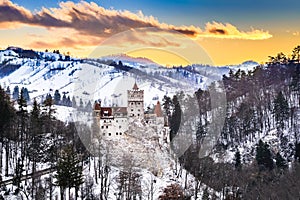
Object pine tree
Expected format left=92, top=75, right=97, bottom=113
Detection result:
left=196, top=120, right=206, bottom=145
left=72, top=96, right=77, bottom=108
left=234, top=149, right=242, bottom=170
left=0, top=86, right=15, bottom=136
left=12, top=85, right=19, bottom=100
left=28, top=99, right=43, bottom=198
left=275, top=152, right=287, bottom=170
left=21, top=87, right=30, bottom=102
left=67, top=96, right=72, bottom=107
left=62, top=93, right=67, bottom=106
left=256, top=140, right=274, bottom=170
left=55, top=146, right=84, bottom=200
left=54, top=89, right=61, bottom=105
left=79, top=98, right=84, bottom=110
left=170, top=95, right=181, bottom=140
left=85, top=100, right=92, bottom=112
left=5, top=86, right=10, bottom=96
left=42, top=94, right=55, bottom=133
left=273, top=91, right=289, bottom=130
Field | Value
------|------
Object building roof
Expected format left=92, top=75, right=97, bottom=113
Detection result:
left=94, top=102, right=101, bottom=110
left=113, top=107, right=127, bottom=115
left=133, top=82, right=139, bottom=90
left=100, top=107, right=113, bottom=118
left=154, top=101, right=163, bottom=117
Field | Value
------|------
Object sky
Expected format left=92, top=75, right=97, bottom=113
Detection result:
left=0, top=0, right=299, bottom=66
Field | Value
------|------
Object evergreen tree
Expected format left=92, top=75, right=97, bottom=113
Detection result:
left=62, top=93, right=67, bottom=106
left=85, top=100, right=92, bottom=111
left=162, top=95, right=172, bottom=119
left=273, top=91, right=289, bottom=130
left=79, top=98, right=84, bottom=109
left=21, top=87, right=30, bottom=102
left=54, top=89, right=61, bottom=105
left=28, top=98, right=43, bottom=198
left=196, top=120, right=206, bottom=145
left=6, top=86, right=10, bottom=96
left=256, top=140, right=274, bottom=170
left=55, top=146, right=84, bottom=200
left=0, top=86, right=15, bottom=136
left=275, top=152, right=287, bottom=170
left=72, top=96, right=77, bottom=108
left=170, top=95, right=181, bottom=140
left=234, top=149, right=242, bottom=170
left=12, top=85, right=19, bottom=100
left=67, top=96, right=72, bottom=107
left=43, top=94, right=55, bottom=132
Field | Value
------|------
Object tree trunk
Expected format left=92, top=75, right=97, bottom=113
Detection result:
left=5, top=141, right=9, bottom=176
left=60, top=187, right=64, bottom=200
left=31, top=160, right=35, bottom=199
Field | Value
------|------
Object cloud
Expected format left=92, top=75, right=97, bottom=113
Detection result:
left=293, top=31, right=300, bottom=36
left=0, top=1, right=272, bottom=40
left=202, top=22, right=272, bottom=40
left=0, top=0, right=272, bottom=52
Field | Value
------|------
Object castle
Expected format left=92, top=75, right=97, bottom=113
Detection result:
left=94, top=82, right=170, bottom=143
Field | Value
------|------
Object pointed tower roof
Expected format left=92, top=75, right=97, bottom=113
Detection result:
left=133, top=82, right=139, bottom=90
left=154, top=101, right=163, bottom=117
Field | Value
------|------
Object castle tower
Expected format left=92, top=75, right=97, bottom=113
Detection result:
left=127, top=82, right=144, bottom=119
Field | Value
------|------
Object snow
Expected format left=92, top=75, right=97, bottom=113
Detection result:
left=0, top=48, right=274, bottom=199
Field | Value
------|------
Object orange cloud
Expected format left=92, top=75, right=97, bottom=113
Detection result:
left=0, top=0, right=272, bottom=41
left=201, top=21, right=272, bottom=40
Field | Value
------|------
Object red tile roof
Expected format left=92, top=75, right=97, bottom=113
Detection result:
left=94, top=103, right=101, bottom=110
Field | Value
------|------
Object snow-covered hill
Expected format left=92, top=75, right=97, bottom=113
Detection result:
left=0, top=47, right=259, bottom=112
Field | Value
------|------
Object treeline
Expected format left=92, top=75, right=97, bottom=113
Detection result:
left=0, top=87, right=90, bottom=199
left=4, top=86, right=94, bottom=110
left=162, top=45, right=300, bottom=199
left=0, top=86, right=145, bottom=199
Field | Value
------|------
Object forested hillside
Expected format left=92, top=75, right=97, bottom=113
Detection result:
left=162, top=46, right=300, bottom=199
left=0, top=46, right=299, bottom=199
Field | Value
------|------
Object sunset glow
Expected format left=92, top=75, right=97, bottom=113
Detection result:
left=0, top=0, right=299, bottom=65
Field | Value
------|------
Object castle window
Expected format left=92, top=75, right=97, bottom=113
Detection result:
left=106, top=126, right=108, bottom=129
left=103, top=133, right=105, bottom=136
left=116, top=132, right=118, bottom=135
left=120, top=132, right=122, bottom=135
left=109, top=133, right=111, bottom=136
left=131, top=102, right=133, bottom=105
left=104, top=120, right=106, bottom=123
left=131, top=109, right=133, bottom=111
left=116, top=120, right=118, bottom=122
left=101, top=126, right=104, bottom=129
left=137, top=114, right=140, bottom=116
left=138, top=102, right=140, bottom=105
left=119, top=125, right=121, bottom=128
left=138, top=109, right=140, bottom=112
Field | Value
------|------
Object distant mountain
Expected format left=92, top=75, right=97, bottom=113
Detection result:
left=0, top=47, right=260, bottom=113
left=101, top=53, right=162, bottom=68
